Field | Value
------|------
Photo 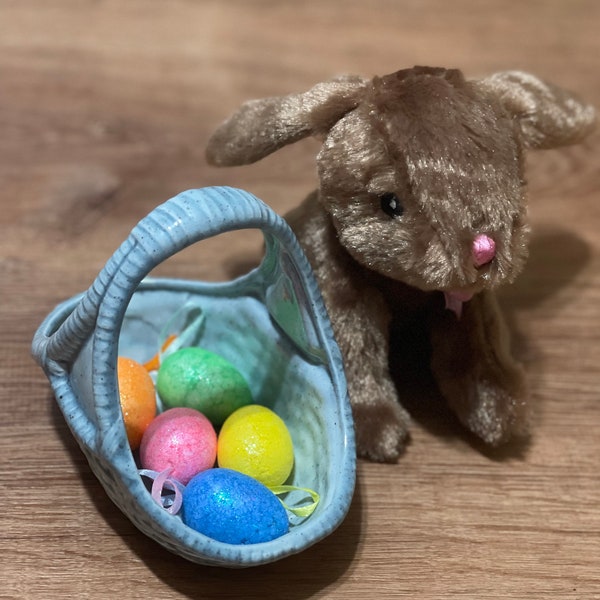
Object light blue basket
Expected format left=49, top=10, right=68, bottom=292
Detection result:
left=32, top=186, right=355, bottom=567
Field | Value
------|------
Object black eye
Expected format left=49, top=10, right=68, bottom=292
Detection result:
left=379, top=192, right=404, bottom=218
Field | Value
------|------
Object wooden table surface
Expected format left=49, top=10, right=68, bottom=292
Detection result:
left=2, top=1, right=599, bottom=598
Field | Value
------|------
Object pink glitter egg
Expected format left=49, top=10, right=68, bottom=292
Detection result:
left=140, top=407, right=217, bottom=484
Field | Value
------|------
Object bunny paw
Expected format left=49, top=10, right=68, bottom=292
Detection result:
left=352, top=400, right=411, bottom=462
left=462, top=378, right=530, bottom=446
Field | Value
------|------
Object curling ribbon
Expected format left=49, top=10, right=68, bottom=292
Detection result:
left=144, top=302, right=206, bottom=372
left=139, top=468, right=185, bottom=515
left=269, top=485, right=320, bottom=518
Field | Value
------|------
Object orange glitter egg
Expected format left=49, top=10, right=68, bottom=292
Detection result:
left=117, top=356, right=157, bottom=450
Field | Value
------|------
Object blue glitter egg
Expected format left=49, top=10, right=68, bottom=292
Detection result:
left=182, top=468, right=289, bottom=544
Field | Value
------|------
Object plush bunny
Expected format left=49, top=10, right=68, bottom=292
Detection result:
left=206, top=67, right=595, bottom=462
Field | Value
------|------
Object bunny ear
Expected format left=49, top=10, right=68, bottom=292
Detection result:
left=477, top=71, right=596, bottom=149
left=206, top=75, right=368, bottom=167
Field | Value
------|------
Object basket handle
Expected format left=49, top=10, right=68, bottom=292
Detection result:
left=35, top=187, right=302, bottom=364
left=33, top=187, right=339, bottom=458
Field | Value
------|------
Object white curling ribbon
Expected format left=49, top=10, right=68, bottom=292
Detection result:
left=158, top=302, right=206, bottom=362
left=144, top=302, right=207, bottom=373
left=139, top=468, right=185, bottom=515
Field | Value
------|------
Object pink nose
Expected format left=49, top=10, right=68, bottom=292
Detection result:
left=472, top=234, right=496, bottom=266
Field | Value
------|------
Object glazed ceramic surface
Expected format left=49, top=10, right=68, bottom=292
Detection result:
left=32, top=186, right=355, bottom=567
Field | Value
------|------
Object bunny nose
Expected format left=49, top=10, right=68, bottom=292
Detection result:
left=472, top=234, right=496, bottom=266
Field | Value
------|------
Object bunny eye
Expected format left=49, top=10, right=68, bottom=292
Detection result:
left=379, top=193, right=404, bottom=218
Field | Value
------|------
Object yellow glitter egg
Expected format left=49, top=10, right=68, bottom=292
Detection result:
left=217, top=405, right=294, bottom=487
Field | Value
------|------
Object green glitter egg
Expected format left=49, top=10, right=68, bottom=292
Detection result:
left=157, top=347, right=253, bottom=426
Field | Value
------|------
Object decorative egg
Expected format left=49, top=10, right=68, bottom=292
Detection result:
left=217, top=404, right=294, bottom=487
left=182, top=468, right=289, bottom=544
left=117, top=356, right=157, bottom=450
left=156, top=347, right=252, bottom=426
left=140, top=407, right=217, bottom=484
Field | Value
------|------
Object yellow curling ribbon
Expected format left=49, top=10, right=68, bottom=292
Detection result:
left=269, top=485, right=320, bottom=518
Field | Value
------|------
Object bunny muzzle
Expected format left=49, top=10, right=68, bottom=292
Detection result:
left=442, top=233, right=497, bottom=317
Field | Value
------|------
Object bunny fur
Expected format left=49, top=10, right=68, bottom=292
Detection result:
left=207, top=67, right=595, bottom=462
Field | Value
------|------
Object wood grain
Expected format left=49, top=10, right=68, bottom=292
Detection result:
left=1, top=1, right=599, bottom=598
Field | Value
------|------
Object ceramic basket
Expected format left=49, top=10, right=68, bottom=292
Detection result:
left=32, top=186, right=355, bottom=567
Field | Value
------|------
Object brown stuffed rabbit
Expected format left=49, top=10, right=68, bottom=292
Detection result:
left=206, top=67, right=595, bottom=462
